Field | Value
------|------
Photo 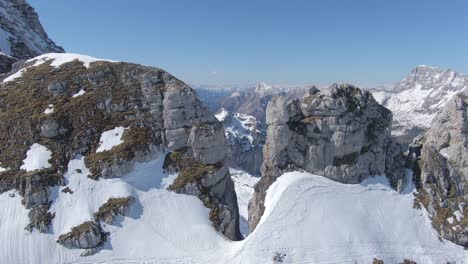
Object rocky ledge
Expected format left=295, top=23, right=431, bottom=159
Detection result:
left=249, top=84, right=406, bottom=230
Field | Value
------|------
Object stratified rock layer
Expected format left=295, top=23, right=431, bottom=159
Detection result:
left=249, top=84, right=406, bottom=230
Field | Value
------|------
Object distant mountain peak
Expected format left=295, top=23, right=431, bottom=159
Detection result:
left=254, top=82, right=272, bottom=94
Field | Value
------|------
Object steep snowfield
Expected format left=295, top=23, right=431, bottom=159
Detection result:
left=230, top=168, right=259, bottom=237
left=1, top=160, right=465, bottom=263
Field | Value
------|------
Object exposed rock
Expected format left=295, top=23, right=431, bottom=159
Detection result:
left=0, top=53, right=240, bottom=240
left=0, top=0, right=64, bottom=73
left=218, top=82, right=309, bottom=123
left=94, top=196, right=135, bottom=224
left=0, top=53, right=17, bottom=73
left=57, top=221, right=106, bottom=249
left=25, top=204, right=54, bottom=233
left=411, top=90, right=468, bottom=247
left=215, top=108, right=265, bottom=175
left=164, top=147, right=242, bottom=241
left=249, top=84, right=406, bottom=230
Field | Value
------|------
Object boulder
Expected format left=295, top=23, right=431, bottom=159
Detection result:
left=57, top=221, right=105, bottom=249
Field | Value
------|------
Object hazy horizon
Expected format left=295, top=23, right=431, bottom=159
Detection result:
left=29, top=0, right=468, bottom=87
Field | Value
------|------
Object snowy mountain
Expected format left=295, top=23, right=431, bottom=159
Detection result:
left=371, top=65, right=468, bottom=144
left=215, top=108, right=264, bottom=175
left=0, top=0, right=63, bottom=73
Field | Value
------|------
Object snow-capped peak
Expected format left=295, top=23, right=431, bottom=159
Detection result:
left=371, top=65, right=468, bottom=142
left=254, top=82, right=272, bottom=94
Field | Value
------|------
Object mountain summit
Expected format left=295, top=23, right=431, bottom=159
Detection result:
left=372, top=65, right=468, bottom=144
left=0, top=0, right=64, bottom=72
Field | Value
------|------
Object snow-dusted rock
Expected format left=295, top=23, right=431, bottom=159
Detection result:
left=0, top=0, right=63, bottom=73
left=371, top=66, right=468, bottom=144
left=249, top=84, right=407, bottom=230
left=411, top=89, right=468, bottom=247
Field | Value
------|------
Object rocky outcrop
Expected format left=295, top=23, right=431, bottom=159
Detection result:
left=215, top=108, right=265, bottom=175
left=249, top=84, right=406, bottom=230
left=0, top=54, right=240, bottom=240
left=57, top=221, right=106, bottom=249
left=411, top=90, right=468, bottom=247
left=164, top=146, right=242, bottom=240
left=0, top=0, right=64, bottom=73
left=94, top=197, right=135, bottom=224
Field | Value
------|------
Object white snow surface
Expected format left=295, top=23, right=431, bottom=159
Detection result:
left=230, top=168, right=260, bottom=237
left=19, top=143, right=52, bottom=171
left=72, top=88, right=86, bottom=98
left=44, top=104, right=54, bottom=114
left=96, top=127, right=128, bottom=153
left=1, top=162, right=465, bottom=263
left=2, top=53, right=115, bottom=83
left=214, top=108, right=229, bottom=122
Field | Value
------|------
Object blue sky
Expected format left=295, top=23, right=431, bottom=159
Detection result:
left=30, top=0, right=468, bottom=87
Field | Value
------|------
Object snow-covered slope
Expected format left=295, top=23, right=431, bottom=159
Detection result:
left=2, top=158, right=465, bottom=263
left=230, top=168, right=259, bottom=238
left=371, top=66, right=467, bottom=143
left=0, top=0, right=63, bottom=59
left=236, top=171, right=466, bottom=263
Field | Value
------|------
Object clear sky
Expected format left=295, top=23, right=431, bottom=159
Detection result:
left=29, top=0, right=468, bottom=87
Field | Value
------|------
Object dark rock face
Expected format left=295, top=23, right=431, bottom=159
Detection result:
left=0, top=0, right=64, bottom=73
left=249, top=84, right=407, bottom=230
left=411, top=90, right=468, bottom=248
left=0, top=54, right=17, bottom=73
left=0, top=55, right=240, bottom=241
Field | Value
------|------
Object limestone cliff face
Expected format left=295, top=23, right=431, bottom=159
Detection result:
left=0, top=0, right=64, bottom=73
left=410, top=89, right=468, bottom=247
left=249, top=84, right=406, bottom=230
left=0, top=53, right=240, bottom=247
